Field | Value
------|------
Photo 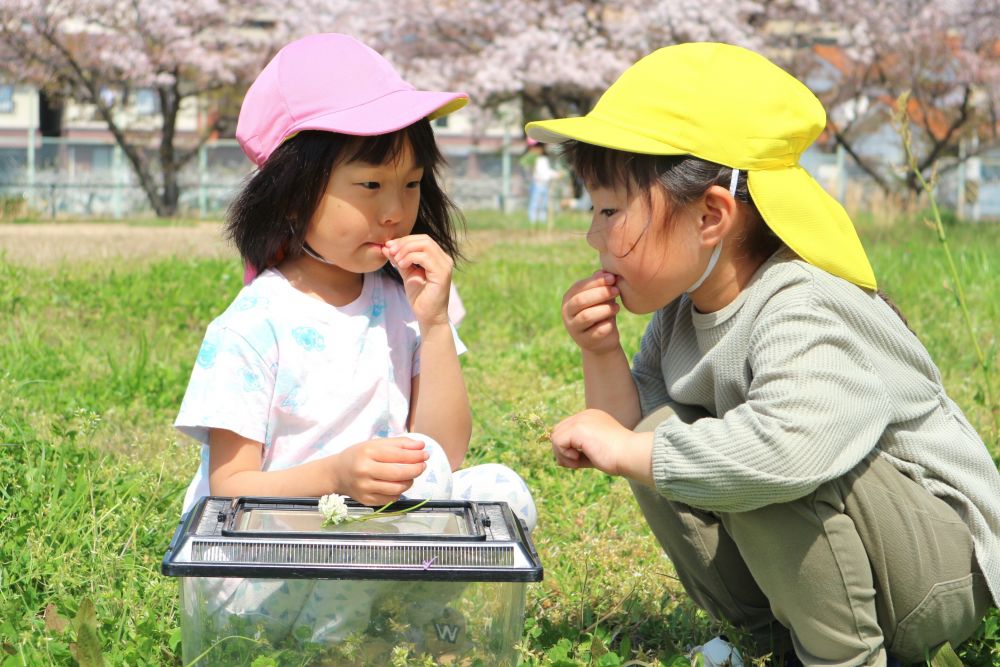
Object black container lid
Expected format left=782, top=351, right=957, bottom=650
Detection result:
left=162, top=496, right=543, bottom=583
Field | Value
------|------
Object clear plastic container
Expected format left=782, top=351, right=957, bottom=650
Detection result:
left=163, top=497, right=542, bottom=666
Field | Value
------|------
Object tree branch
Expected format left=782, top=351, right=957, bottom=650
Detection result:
left=35, top=21, right=166, bottom=213
left=828, top=121, right=893, bottom=193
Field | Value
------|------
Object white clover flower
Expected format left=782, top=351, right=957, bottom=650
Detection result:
left=318, top=493, right=349, bottom=526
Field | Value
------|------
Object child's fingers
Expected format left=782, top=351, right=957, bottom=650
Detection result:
left=552, top=440, right=579, bottom=461
left=552, top=443, right=592, bottom=470
left=394, top=250, right=442, bottom=275
left=386, top=235, right=449, bottom=267
left=353, top=482, right=410, bottom=506
left=564, top=272, right=616, bottom=302
left=550, top=422, right=581, bottom=463
left=373, top=439, right=429, bottom=463
left=371, top=460, right=428, bottom=483
left=386, top=233, right=433, bottom=251
left=572, top=301, right=620, bottom=330
left=585, top=320, right=617, bottom=339
left=563, top=284, right=619, bottom=319
left=393, top=438, right=428, bottom=451
left=581, top=270, right=618, bottom=291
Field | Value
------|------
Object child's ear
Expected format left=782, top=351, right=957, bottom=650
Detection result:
left=698, top=184, right=737, bottom=248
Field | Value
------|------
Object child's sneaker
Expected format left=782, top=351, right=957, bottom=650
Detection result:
left=688, top=636, right=744, bottom=667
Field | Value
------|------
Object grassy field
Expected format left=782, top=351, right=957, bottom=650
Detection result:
left=0, top=212, right=998, bottom=666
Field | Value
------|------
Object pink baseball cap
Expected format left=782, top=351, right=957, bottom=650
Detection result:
left=236, top=33, right=468, bottom=166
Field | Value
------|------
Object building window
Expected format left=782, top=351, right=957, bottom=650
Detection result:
left=134, top=88, right=159, bottom=115
left=98, top=87, right=117, bottom=108
left=434, top=115, right=449, bottom=129
left=0, top=86, right=13, bottom=114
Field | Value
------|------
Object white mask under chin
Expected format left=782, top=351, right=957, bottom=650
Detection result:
left=685, top=168, right=740, bottom=294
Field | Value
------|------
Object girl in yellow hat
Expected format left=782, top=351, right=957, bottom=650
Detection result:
left=527, top=42, right=999, bottom=666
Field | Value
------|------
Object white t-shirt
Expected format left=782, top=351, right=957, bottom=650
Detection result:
left=174, top=268, right=465, bottom=513
left=532, top=155, right=555, bottom=185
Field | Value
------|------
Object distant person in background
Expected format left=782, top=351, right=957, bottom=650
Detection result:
left=522, top=140, right=556, bottom=224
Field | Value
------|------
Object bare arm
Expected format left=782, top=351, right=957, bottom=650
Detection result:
left=208, top=428, right=430, bottom=505
left=582, top=348, right=642, bottom=428
left=409, top=322, right=471, bottom=470
left=384, top=235, right=471, bottom=471
left=563, top=271, right=642, bottom=427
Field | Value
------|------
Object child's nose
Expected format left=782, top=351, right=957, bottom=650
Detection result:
left=586, top=222, right=605, bottom=252
left=379, top=190, right=406, bottom=225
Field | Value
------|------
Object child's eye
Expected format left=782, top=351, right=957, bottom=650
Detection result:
left=357, top=182, right=380, bottom=190
left=406, top=180, right=421, bottom=189
left=600, top=208, right=617, bottom=218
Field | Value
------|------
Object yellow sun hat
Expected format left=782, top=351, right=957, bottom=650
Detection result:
left=525, top=42, right=876, bottom=290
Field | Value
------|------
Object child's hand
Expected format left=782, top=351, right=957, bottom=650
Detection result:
left=562, top=270, right=621, bottom=354
left=384, top=235, right=453, bottom=328
left=549, top=409, right=653, bottom=485
left=333, top=437, right=430, bottom=506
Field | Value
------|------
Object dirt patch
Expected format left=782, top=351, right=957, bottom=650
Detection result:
left=0, top=222, right=234, bottom=267
left=0, top=222, right=581, bottom=267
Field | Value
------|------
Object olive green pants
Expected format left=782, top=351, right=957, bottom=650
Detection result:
left=631, top=403, right=991, bottom=666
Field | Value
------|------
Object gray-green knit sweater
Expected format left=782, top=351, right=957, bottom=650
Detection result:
left=632, top=250, right=1000, bottom=604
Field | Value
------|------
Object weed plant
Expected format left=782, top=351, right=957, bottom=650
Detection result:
left=0, top=214, right=997, bottom=665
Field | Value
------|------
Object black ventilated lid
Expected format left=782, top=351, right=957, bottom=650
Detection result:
left=162, top=496, right=543, bottom=582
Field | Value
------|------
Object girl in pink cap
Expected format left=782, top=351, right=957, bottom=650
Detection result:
left=173, top=33, right=536, bottom=647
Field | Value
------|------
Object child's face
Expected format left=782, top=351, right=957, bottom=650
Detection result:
left=586, top=184, right=703, bottom=314
left=305, top=138, right=422, bottom=276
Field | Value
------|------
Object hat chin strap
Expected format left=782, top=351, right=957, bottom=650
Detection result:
left=302, top=242, right=336, bottom=266
left=290, top=221, right=337, bottom=266
left=686, top=168, right=739, bottom=294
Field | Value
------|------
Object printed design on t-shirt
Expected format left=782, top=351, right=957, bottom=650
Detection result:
left=373, top=416, right=390, bottom=439
left=196, top=337, right=218, bottom=369
left=292, top=326, right=326, bottom=351
left=241, top=367, right=263, bottom=392
left=234, top=296, right=267, bottom=311
left=280, top=386, right=301, bottom=411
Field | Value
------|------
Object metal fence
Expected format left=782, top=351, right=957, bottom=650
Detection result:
left=1, top=135, right=998, bottom=221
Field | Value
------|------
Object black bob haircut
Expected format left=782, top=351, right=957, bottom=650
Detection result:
left=227, top=118, right=464, bottom=278
left=560, top=140, right=781, bottom=263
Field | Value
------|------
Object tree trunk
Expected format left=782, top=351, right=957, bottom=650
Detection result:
left=157, top=82, right=181, bottom=217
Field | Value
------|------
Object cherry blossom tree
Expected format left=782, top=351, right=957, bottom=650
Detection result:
left=361, top=0, right=997, bottom=196
left=0, top=0, right=331, bottom=217
left=777, top=0, right=1000, bottom=194
left=359, top=0, right=767, bottom=124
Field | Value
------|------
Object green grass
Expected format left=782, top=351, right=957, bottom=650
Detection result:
left=1, top=213, right=998, bottom=666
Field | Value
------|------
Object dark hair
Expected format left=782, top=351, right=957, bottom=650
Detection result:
left=560, top=141, right=782, bottom=262
left=227, top=119, right=464, bottom=278
left=562, top=141, right=912, bottom=325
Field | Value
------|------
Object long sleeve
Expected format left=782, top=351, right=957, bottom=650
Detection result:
left=630, top=253, right=1000, bottom=603
left=650, top=287, right=893, bottom=512
left=631, top=308, right=671, bottom=415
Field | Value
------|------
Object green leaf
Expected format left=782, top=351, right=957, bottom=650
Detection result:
left=617, top=634, right=631, bottom=659
left=167, top=627, right=183, bottom=654
left=250, top=657, right=278, bottom=667
left=72, top=598, right=104, bottom=667
left=596, top=652, right=623, bottom=667
left=545, top=638, right=576, bottom=666
left=928, top=641, right=963, bottom=667
left=663, top=654, right=693, bottom=667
